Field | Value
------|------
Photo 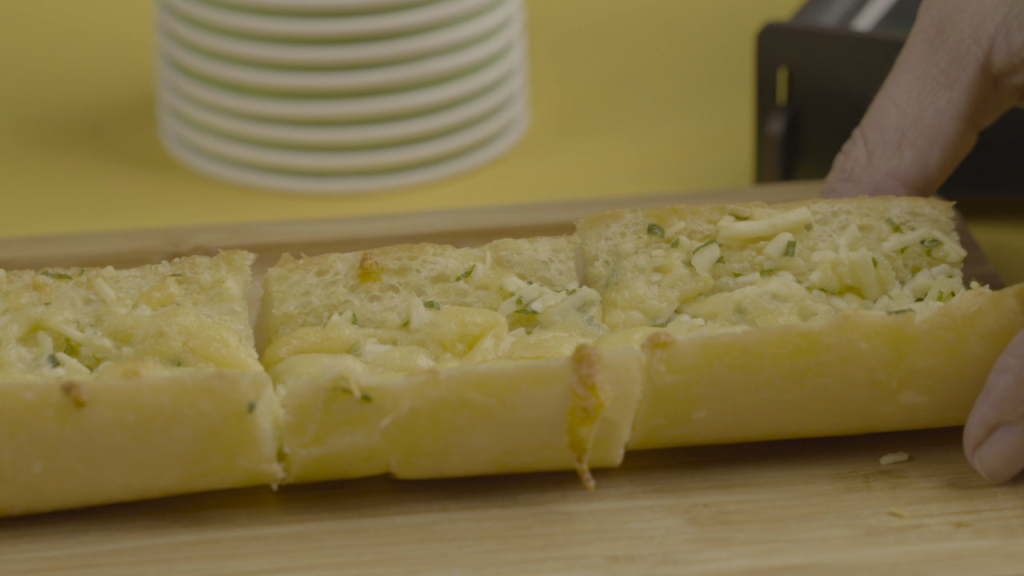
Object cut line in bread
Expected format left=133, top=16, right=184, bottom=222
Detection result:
left=261, top=237, right=638, bottom=483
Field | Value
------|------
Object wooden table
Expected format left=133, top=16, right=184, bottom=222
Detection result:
left=2, top=182, right=1022, bottom=575
left=4, top=428, right=1023, bottom=575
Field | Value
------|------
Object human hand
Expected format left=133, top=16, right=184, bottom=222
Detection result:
left=822, top=0, right=1024, bottom=482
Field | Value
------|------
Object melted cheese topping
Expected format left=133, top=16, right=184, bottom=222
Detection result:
left=265, top=272, right=606, bottom=382
left=0, top=261, right=259, bottom=382
left=269, top=203, right=974, bottom=392
left=718, top=207, right=814, bottom=243
left=597, top=205, right=972, bottom=334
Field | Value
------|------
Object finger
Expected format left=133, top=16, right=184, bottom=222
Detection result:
left=824, top=0, right=1024, bottom=198
left=963, top=329, right=1024, bottom=483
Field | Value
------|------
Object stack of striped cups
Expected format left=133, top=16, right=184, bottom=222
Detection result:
left=156, top=0, right=529, bottom=194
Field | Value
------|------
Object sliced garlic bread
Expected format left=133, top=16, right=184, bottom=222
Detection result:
left=261, top=238, right=640, bottom=486
left=577, top=197, right=1024, bottom=449
left=0, top=251, right=280, bottom=516
left=6, top=195, right=1022, bottom=516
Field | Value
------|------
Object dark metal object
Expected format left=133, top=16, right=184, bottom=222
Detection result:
left=756, top=2, right=1024, bottom=198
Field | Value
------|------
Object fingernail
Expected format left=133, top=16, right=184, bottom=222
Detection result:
left=972, top=421, right=1024, bottom=483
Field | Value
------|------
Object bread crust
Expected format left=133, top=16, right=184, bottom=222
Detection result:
left=629, top=284, right=1024, bottom=450
left=0, top=370, right=281, bottom=517
left=274, top=348, right=642, bottom=483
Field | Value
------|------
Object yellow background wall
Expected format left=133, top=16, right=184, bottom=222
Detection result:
left=0, top=1, right=803, bottom=237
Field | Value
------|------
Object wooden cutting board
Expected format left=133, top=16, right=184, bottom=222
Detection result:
left=1, top=181, right=1020, bottom=575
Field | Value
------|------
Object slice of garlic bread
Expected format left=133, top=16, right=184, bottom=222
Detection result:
left=578, top=196, right=1024, bottom=450
left=262, top=238, right=640, bottom=486
left=0, top=251, right=280, bottom=516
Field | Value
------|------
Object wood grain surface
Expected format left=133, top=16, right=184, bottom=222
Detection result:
left=1, top=182, right=1019, bottom=575
left=3, top=429, right=1024, bottom=576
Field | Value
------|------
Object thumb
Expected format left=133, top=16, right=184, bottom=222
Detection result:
left=824, top=0, right=1024, bottom=198
left=963, top=329, right=1024, bottom=483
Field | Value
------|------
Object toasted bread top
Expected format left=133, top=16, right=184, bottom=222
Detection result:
left=261, top=236, right=604, bottom=373
left=0, top=250, right=261, bottom=382
left=577, top=196, right=967, bottom=331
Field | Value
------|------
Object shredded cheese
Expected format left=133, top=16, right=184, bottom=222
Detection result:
left=718, top=208, right=814, bottom=243
left=691, top=242, right=721, bottom=276
left=93, top=278, right=117, bottom=304
left=879, top=451, right=910, bottom=465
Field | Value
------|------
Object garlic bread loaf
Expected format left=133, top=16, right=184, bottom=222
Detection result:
left=261, top=238, right=640, bottom=487
left=5, top=195, right=1024, bottom=516
left=0, top=251, right=280, bottom=516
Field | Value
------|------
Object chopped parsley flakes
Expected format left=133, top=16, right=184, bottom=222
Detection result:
left=455, top=265, right=476, bottom=282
